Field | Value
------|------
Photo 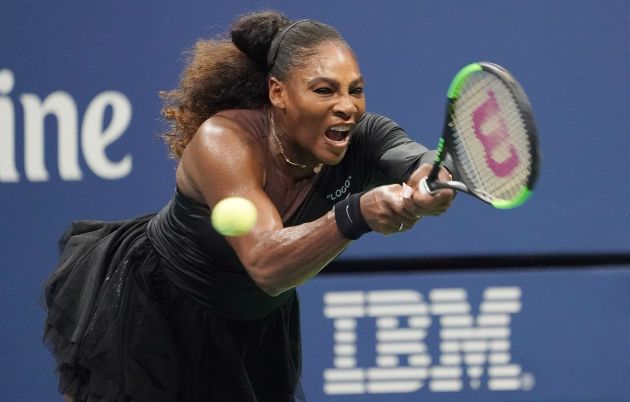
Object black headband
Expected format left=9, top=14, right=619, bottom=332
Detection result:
left=267, top=19, right=309, bottom=71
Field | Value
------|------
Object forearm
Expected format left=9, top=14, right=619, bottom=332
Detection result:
left=235, top=210, right=351, bottom=296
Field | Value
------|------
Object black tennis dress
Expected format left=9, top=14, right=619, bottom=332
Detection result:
left=42, top=109, right=444, bottom=402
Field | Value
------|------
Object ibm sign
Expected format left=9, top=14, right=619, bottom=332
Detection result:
left=322, top=287, right=534, bottom=395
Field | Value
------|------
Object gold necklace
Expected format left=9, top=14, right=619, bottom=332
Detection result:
left=269, top=113, right=323, bottom=174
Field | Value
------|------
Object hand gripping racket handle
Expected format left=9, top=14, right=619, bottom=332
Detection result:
left=420, top=157, right=445, bottom=195
left=419, top=177, right=437, bottom=195
left=419, top=176, right=469, bottom=195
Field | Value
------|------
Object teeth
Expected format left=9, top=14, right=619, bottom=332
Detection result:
left=330, top=126, right=351, bottom=132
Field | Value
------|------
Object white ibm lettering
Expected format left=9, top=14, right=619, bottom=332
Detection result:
left=0, top=68, right=132, bottom=183
left=323, top=287, right=534, bottom=395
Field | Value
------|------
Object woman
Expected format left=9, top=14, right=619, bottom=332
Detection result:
left=43, top=10, right=455, bottom=402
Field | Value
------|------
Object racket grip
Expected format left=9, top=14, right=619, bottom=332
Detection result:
left=427, top=163, right=442, bottom=183
left=419, top=177, right=437, bottom=196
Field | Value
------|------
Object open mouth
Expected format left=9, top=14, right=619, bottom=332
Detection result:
left=325, top=125, right=352, bottom=142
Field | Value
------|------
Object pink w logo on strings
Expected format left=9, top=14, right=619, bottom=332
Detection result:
left=471, top=91, right=520, bottom=177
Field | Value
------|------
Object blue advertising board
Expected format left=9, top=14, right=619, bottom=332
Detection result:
left=300, top=266, right=630, bottom=401
left=1, top=1, right=629, bottom=400
left=1, top=1, right=629, bottom=259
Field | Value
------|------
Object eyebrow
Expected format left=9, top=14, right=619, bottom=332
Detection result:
left=308, top=76, right=364, bottom=87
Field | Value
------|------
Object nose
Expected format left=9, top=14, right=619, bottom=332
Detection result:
left=332, top=94, right=357, bottom=121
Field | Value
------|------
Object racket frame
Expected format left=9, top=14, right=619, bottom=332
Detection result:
left=424, top=61, right=540, bottom=209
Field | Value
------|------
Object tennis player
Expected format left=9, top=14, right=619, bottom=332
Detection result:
left=43, top=10, right=455, bottom=402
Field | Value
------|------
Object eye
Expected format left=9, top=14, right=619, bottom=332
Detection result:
left=314, top=87, right=334, bottom=95
left=350, top=86, right=364, bottom=96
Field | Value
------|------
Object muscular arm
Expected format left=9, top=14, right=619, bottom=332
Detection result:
left=178, top=117, right=351, bottom=297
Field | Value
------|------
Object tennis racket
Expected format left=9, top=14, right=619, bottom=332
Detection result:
left=420, top=62, right=540, bottom=209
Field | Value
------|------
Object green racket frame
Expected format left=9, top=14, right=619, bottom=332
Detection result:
left=425, top=62, right=540, bottom=209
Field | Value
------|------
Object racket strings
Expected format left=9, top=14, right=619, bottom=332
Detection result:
left=450, top=72, right=534, bottom=202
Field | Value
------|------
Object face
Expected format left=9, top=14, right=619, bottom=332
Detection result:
left=270, top=41, right=366, bottom=167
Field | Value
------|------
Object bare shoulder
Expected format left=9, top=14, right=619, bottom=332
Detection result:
left=195, top=115, right=260, bottom=149
left=177, top=115, right=265, bottom=205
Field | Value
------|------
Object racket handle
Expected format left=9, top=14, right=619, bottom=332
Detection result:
left=419, top=177, right=437, bottom=195
left=427, top=163, right=442, bottom=183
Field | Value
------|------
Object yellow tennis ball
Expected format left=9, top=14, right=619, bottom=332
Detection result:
left=211, top=197, right=258, bottom=236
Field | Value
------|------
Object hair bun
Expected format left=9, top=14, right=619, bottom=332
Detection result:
left=231, top=11, right=290, bottom=69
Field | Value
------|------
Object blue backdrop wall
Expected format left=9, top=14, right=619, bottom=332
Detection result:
left=1, top=1, right=629, bottom=400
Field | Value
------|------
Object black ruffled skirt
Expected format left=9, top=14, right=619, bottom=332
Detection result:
left=42, top=216, right=304, bottom=402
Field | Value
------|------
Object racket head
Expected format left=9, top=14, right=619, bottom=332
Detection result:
left=443, top=61, right=540, bottom=209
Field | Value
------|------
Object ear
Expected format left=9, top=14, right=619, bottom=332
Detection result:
left=268, top=77, right=287, bottom=109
